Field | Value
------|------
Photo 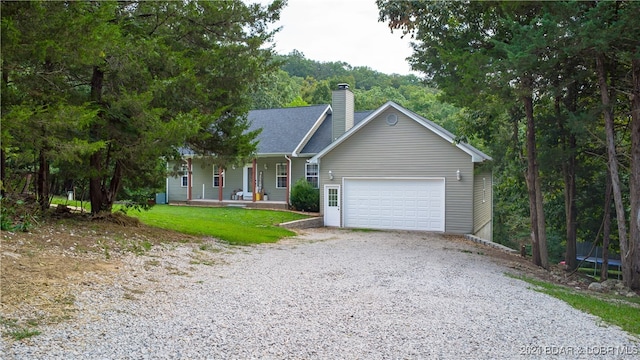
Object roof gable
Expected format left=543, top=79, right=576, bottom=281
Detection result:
left=310, top=101, right=491, bottom=163
left=299, top=110, right=374, bottom=155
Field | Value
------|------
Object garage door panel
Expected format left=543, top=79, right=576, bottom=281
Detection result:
left=344, top=178, right=445, bottom=232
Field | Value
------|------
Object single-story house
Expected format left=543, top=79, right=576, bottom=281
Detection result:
left=166, top=84, right=493, bottom=240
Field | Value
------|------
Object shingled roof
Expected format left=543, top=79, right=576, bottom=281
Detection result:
left=247, top=105, right=330, bottom=155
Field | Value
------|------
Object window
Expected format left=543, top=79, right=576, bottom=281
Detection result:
left=213, top=165, right=225, bottom=188
left=328, top=187, right=338, bottom=207
left=181, top=164, right=188, bottom=187
left=306, top=163, right=319, bottom=188
left=276, top=163, right=287, bottom=188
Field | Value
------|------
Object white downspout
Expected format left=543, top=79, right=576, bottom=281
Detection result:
left=165, top=161, right=169, bottom=204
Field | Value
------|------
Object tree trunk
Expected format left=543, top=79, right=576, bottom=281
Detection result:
left=628, top=57, right=640, bottom=289
left=601, top=173, right=612, bottom=281
left=562, top=139, right=577, bottom=271
left=37, top=149, right=49, bottom=211
left=89, top=65, right=105, bottom=215
left=522, top=78, right=548, bottom=269
left=104, top=159, right=124, bottom=212
left=596, top=53, right=630, bottom=285
left=89, top=152, right=104, bottom=214
left=559, top=94, right=578, bottom=271
left=21, top=174, right=32, bottom=194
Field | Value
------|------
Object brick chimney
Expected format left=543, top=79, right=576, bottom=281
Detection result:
left=331, top=83, right=354, bottom=141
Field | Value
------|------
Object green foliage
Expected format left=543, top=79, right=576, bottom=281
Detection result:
left=119, top=188, right=155, bottom=212
left=290, top=178, right=320, bottom=212
left=128, top=205, right=309, bottom=245
left=1, top=0, right=285, bottom=214
left=377, top=0, right=639, bottom=274
left=0, top=196, right=38, bottom=232
left=284, top=96, right=308, bottom=108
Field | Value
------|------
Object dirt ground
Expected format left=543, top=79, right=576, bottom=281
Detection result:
left=1, top=212, right=202, bottom=333
left=0, top=213, right=623, bottom=337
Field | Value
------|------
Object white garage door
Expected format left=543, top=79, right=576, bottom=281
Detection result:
left=343, top=178, right=445, bottom=231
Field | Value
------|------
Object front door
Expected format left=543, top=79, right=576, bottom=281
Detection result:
left=243, top=166, right=254, bottom=195
left=324, top=185, right=341, bottom=227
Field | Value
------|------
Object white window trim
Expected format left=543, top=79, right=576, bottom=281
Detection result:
left=305, top=163, right=319, bottom=189
left=276, top=163, right=287, bottom=189
left=213, top=165, right=225, bottom=188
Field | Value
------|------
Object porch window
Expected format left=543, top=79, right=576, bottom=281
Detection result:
left=276, top=163, right=287, bottom=188
left=213, top=165, right=225, bottom=188
left=306, top=163, right=319, bottom=188
left=181, top=164, right=188, bottom=187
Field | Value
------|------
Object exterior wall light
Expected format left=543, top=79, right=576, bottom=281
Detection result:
left=329, top=170, right=334, bottom=180
left=456, top=169, right=461, bottom=181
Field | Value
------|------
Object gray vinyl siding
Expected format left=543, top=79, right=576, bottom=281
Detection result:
left=166, top=160, right=187, bottom=203
left=190, top=160, right=213, bottom=200
left=290, top=157, right=309, bottom=186
left=319, top=108, right=475, bottom=234
left=473, top=167, right=493, bottom=241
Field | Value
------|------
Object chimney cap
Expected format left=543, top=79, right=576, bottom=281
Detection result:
left=337, top=83, right=350, bottom=90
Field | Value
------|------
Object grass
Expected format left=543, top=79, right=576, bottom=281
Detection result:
left=511, top=274, right=640, bottom=335
left=1, top=316, right=41, bottom=340
left=50, top=196, right=91, bottom=211
left=50, top=197, right=310, bottom=245
left=127, top=205, right=309, bottom=245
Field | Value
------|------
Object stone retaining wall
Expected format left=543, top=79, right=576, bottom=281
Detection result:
left=464, top=234, right=517, bottom=254
left=279, top=217, right=324, bottom=230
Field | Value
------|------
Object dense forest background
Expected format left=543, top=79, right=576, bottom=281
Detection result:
left=2, top=1, right=637, bottom=288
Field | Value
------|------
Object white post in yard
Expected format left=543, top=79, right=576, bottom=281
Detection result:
left=202, top=184, right=205, bottom=199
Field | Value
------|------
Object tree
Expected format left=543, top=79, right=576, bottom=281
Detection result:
left=378, top=1, right=551, bottom=268
left=2, top=1, right=285, bottom=214
left=571, top=0, right=640, bottom=288
left=1, top=1, right=102, bottom=210
left=378, top=0, right=640, bottom=287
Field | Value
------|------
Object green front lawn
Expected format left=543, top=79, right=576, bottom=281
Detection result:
left=127, top=205, right=309, bottom=245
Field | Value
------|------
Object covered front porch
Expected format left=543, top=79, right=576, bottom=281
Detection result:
left=167, top=155, right=308, bottom=207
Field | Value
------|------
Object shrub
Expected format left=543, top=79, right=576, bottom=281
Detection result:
left=0, top=195, right=39, bottom=232
left=290, top=178, right=319, bottom=212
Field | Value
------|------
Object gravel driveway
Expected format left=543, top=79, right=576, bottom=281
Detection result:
left=3, top=228, right=638, bottom=359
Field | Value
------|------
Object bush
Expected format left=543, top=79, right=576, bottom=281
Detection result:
left=0, top=195, right=39, bottom=232
left=119, top=187, right=156, bottom=212
left=290, top=179, right=319, bottom=212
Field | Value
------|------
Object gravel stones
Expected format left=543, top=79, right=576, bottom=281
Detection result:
left=3, top=229, right=638, bottom=359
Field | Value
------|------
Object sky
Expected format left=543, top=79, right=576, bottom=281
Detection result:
left=263, top=0, right=416, bottom=75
